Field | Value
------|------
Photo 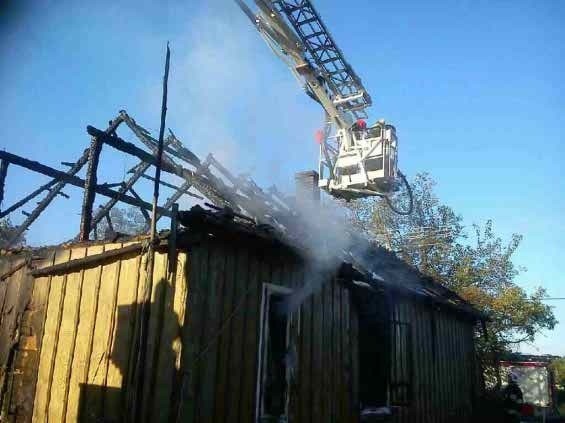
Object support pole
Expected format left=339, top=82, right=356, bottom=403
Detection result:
left=79, top=116, right=127, bottom=241
left=134, top=43, right=170, bottom=423
left=79, top=123, right=112, bottom=240
left=0, top=159, right=9, bottom=208
left=84, top=136, right=174, bottom=239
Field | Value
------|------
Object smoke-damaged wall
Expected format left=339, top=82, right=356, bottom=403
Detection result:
left=0, top=244, right=188, bottom=422
left=0, top=235, right=360, bottom=422
left=388, top=296, right=479, bottom=423
left=0, top=254, right=37, bottom=421
left=0, top=224, right=480, bottom=423
left=179, top=237, right=359, bottom=423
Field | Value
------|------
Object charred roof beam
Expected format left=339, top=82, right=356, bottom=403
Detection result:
left=0, top=151, right=171, bottom=218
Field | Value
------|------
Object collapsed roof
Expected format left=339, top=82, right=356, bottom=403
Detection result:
left=0, top=112, right=483, bottom=319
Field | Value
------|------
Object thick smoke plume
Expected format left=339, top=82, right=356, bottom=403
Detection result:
left=276, top=194, right=368, bottom=315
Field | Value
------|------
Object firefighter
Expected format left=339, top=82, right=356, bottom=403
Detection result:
left=352, top=118, right=367, bottom=141
left=502, top=371, right=524, bottom=423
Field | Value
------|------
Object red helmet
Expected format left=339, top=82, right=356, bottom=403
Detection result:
left=356, top=119, right=367, bottom=129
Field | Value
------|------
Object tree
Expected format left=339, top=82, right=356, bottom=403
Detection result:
left=348, top=173, right=464, bottom=282
left=0, top=218, right=25, bottom=249
left=95, top=206, right=147, bottom=240
left=550, top=357, right=565, bottom=387
left=347, top=172, right=557, bottom=353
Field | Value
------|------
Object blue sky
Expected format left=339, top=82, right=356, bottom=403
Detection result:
left=1, top=0, right=563, bottom=354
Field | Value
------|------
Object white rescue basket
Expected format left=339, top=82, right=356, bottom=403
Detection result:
left=319, top=120, right=398, bottom=199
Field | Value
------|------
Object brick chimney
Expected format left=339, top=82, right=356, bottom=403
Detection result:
left=295, top=170, right=320, bottom=208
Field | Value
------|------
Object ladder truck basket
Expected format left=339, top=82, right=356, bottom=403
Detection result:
left=320, top=121, right=398, bottom=198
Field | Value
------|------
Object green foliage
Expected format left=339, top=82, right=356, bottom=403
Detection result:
left=0, top=217, right=25, bottom=248
left=550, top=357, right=565, bottom=386
left=347, top=172, right=557, bottom=353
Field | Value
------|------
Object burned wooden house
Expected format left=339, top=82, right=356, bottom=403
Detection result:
left=0, top=205, right=483, bottom=422
left=0, top=114, right=484, bottom=422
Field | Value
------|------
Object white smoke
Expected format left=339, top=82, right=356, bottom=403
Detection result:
left=276, top=193, right=367, bottom=314
left=149, top=0, right=321, bottom=190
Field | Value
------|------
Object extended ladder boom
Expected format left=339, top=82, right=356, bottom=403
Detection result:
left=235, top=0, right=370, bottom=130
left=236, top=0, right=409, bottom=210
left=272, top=0, right=371, bottom=118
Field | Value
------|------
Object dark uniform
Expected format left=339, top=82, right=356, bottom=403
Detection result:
left=502, top=379, right=523, bottom=423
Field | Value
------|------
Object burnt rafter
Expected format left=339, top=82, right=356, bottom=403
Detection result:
left=0, top=110, right=295, bottom=246
left=3, top=148, right=92, bottom=246
left=0, top=150, right=170, bottom=218
left=79, top=117, right=124, bottom=240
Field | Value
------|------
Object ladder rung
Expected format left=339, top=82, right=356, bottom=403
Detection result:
left=328, top=69, right=347, bottom=77
left=321, top=56, right=341, bottom=65
left=312, top=44, right=336, bottom=54
left=305, top=31, right=324, bottom=40
left=284, top=4, right=308, bottom=14
left=297, top=17, right=317, bottom=26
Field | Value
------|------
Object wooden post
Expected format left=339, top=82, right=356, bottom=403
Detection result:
left=85, top=134, right=174, bottom=238
left=149, top=44, right=170, bottom=243
left=79, top=137, right=104, bottom=241
left=0, top=159, right=9, bottom=208
left=132, top=43, right=170, bottom=423
left=84, top=160, right=152, bottom=237
left=78, top=116, right=125, bottom=241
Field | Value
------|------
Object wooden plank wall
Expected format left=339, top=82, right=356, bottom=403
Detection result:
left=0, top=255, right=37, bottom=421
left=3, top=238, right=360, bottom=423
left=2, top=237, right=480, bottom=423
left=390, top=297, right=477, bottom=423
left=24, top=243, right=188, bottom=423
left=178, top=239, right=358, bottom=423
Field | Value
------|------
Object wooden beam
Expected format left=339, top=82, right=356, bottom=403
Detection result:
left=156, top=181, right=192, bottom=224
left=132, top=44, right=170, bottom=423
left=79, top=131, right=107, bottom=241
left=0, top=159, right=8, bottom=208
left=0, top=179, right=58, bottom=219
left=87, top=162, right=152, bottom=234
left=4, top=117, right=124, bottom=247
left=5, top=149, right=91, bottom=247
left=86, top=135, right=175, bottom=238
left=128, top=187, right=151, bottom=224
left=86, top=126, right=178, bottom=173
left=31, top=242, right=148, bottom=277
left=0, top=151, right=171, bottom=218
left=136, top=173, right=179, bottom=190
left=87, top=126, right=250, bottom=211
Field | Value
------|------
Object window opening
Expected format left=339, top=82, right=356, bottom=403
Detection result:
left=256, top=284, right=296, bottom=422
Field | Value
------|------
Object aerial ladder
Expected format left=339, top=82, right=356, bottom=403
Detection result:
left=235, top=0, right=412, bottom=213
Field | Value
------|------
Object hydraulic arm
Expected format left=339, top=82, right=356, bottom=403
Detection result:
left=236, top=0, right=406, bottom=204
